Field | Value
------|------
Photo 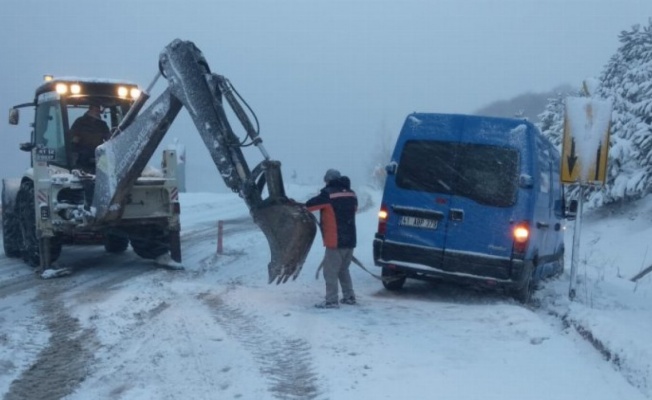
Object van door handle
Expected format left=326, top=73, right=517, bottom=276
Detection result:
left=536, top=222, right=549, bottom=229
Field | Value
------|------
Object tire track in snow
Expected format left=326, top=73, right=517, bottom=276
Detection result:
left=199, top=291, right=322, bottom=400
left=0, top=248, right=154, bottom=300
left=0, top=250, right=162, bottom=400
left=3, top=285, right=99, bottom=400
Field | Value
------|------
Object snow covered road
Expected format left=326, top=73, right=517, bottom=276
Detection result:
left=0, top=187, right=648, bottom=399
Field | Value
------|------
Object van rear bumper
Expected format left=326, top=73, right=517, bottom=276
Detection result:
left=373, top=238, right=531, bottom=288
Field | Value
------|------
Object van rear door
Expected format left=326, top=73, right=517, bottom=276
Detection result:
left=443, top=117, right=525, bottom=269
left=381, top=115, right=462, bottom=266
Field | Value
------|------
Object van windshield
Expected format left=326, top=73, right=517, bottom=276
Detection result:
left=396, top=140, right=519, bottom=207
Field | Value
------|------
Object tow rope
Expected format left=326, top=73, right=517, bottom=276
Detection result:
left=307, top=208, right=399, bottom=283
left=314, top=254, right=399, bottom=282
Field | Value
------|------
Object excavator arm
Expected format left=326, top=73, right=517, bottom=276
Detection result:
left=92, top=39, right=316, bottom=284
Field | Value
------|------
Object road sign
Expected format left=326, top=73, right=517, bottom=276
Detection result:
left=561, top=97, right=612, bottom=184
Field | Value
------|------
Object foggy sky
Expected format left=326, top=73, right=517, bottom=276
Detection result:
left=1, top=0, right=651, bottom=192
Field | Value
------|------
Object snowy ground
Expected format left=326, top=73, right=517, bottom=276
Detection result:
left=1, top=183, right=651, bottom=399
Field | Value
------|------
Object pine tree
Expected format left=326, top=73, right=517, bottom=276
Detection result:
left=540, top=19, right=652, bottom=207
left=595, top=19, right=652, bottom=205
left=538, top=90, right=572, bottom=148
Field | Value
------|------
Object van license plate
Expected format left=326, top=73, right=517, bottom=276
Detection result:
left=400, top=216, right=437, bottom=229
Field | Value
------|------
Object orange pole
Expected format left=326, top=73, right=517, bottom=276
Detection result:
left=217, top=220, right=224, bottom=254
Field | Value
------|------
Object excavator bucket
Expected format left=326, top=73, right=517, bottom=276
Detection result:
left=252, top=201, right=317, bottom=284
left=248, top=161, right=317, bottom=284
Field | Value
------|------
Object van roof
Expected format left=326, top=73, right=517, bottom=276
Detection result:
left=406, top=112, right=536, bottom=128
left=400, top=113, right=539, bottom=142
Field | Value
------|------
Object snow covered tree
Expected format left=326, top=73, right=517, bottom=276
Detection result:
left=538, top=90, right=573, bottom=148
left=540, top=19, right=652, bottom=207
left=595, top=19, right=652, bottom=205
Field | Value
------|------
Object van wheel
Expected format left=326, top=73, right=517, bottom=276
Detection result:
left=553, top=251, right=565, bottom=277
left=512, top=265, right=533, bottom=304
left=381, top=267, right=406, bottom=291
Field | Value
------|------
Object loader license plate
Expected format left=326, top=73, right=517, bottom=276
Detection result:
left=400, top=216, right=437, bottom=229
left=35, top=147, right=55, bottom=162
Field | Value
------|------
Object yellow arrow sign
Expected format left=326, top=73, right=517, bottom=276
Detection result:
left=561, top=97, right=612, bottom=185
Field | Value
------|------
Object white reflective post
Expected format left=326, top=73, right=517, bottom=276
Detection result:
left=569, top=185, right=584, bottom=300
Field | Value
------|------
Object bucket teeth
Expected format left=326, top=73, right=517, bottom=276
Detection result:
left=251, top=201, right=317, bottom=284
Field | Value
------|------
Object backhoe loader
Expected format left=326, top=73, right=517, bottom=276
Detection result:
left=2, top=39, right=316, bottom=283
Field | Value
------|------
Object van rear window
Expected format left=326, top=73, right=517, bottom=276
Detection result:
left=396, top=140, right=519, bottom=207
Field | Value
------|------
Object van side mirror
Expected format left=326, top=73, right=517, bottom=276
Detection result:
left=565, top=199, right=578, bottom=220
left=19, top=142, right=35, bottom=152
left=569, top=199, right=578, bottom=213
left=519, top=174, right=534, bottom=188
left=385, top=162, right=397, bottom=175
left=9, top=108, right=19, bottom=125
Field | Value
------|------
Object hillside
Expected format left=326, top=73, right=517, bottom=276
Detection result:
left=473, top=85, right=574, bottom=122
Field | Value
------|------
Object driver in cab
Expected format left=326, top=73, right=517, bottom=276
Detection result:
left=70, top=104, right=110, bottom=173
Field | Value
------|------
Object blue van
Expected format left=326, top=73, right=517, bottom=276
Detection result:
left=373, top=113, right=572, bottom=302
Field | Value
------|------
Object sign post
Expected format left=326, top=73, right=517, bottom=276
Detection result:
left=562, top=96, right=612, bottom=300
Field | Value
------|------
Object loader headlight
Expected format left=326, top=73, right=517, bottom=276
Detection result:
left=55, top=83, right=68, bottom=94
left=117, top=86, right=129, bottom=98
left=130, top=88, right=141, bottom=99
left=117, top=86, right=140, bottom=99
left=70, top=84, right=81, bottom=95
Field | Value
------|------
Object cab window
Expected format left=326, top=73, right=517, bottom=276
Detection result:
left=34, top=100, right=67, bottom=167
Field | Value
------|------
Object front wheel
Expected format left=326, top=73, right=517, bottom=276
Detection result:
left=381, top=267, right=407, bottom=291
left=16, top=181, right=61, bottom=267
left=2, top=199, right=22, bottom=258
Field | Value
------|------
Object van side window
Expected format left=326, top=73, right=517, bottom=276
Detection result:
left=396, top=140, right=519, bottom=207
left=540, top=166, right=550, bottom=193
left=538, top=144, right=551, bottom=194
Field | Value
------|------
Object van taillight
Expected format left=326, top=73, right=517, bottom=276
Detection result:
left=377, top=204, right=388, bottom=235
left=513, top=222, right=529, bottom=253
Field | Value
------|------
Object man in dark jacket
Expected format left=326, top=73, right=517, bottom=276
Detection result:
left=306, top=169, right=358, bottom=309
left=70, top=104, right=110, bottom=172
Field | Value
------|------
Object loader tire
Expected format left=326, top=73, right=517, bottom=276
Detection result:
left=2, top=199, right=22, bottom=258
left=130, top=226, right=169, bottom=260
left=104, top=233, right=129, bottom=254
left=16, top=181, right=61, bottom=267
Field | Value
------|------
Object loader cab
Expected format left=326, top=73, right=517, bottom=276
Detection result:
left=10, top=77, right=141, bottom=171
